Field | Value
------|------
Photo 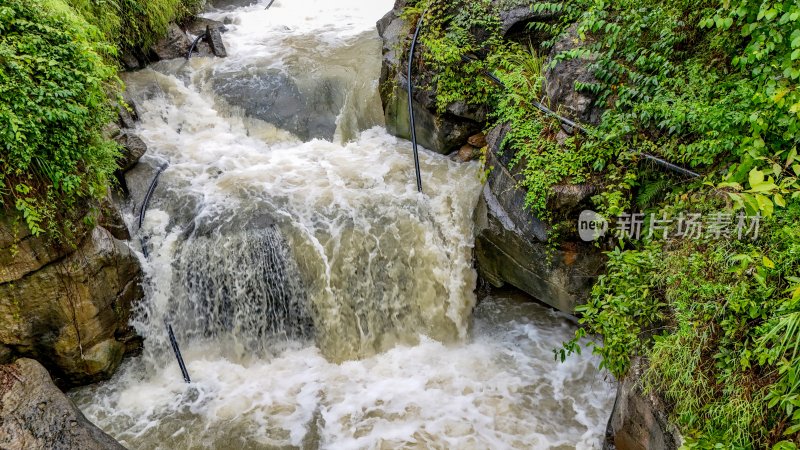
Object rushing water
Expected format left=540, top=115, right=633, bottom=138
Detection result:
left=71, top=0, right=615, bottom=448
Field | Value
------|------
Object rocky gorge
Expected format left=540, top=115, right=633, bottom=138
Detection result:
left=0, top=0, right=690, bottom=448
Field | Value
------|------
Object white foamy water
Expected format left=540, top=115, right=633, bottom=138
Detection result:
left=72, top=0, right=615, bottom=447
left=74, top=294, right=612, bottom=449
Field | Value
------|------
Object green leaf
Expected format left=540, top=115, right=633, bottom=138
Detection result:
left=756, top=193, right=775, bottom=216
left=749, top=168, right=765, bottom=187
left=763, top=256, right=776, bottom=269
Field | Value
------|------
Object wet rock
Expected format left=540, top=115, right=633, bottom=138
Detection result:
left=183, top=18, right=228, bottom=59
left=115, top=133, right=147, bottom=172
left=446, top=100, right=488, bottom=123
left=117, top=107, right=135, bottom=131
left=605, top=360, right=682, bottom=450
left=544, top=23, right=603, bottom=125
left=383, top=84, right=479, bottom=154
left=206, top=25, right=228, bottom=58
left=0, top=225, right=144, bottom=387
left=551, top=183, right=596, bottom=212
left=0, top=358, right=125, bottom=450
left=474, top=124, right=603, bottom=313
left=498, top=3, right=560, bottom=37
left=0, top=217, right=73, bottom=285
left=0, top=345, right=12, bottom=364
left=455, top=144, right=481, bottom=163
left=468, top=132, right=487, bottom=148
left=185, top=17, right=227, bottom=37
left=213, top=69, right=345, bottom=141
left=377, top=2, right=483, bottom=154
left=120, top=51, right=141, bottom=71
left=150, top=23, right=191, bottom=61
left=99, top=199, right=132, bottom=241
left=207, top=0, right=258, bottom=10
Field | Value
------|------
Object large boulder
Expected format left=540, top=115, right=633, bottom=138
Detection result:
left=474, top=125, right=603, bottom=312
left=213, top=69, right=346, bottom=141
left=0, top=223, right=143, bottom=387
left=0, top=358, right=125, bottom=450
left=150, top=23, right=192, bottom=61
left=377, top=2, right=484, bottom=154
left=605, top=360, right=683, bottom=450
left=206, top=0, right=258, bottom=10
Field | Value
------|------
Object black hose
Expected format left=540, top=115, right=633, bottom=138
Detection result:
left=186, top=33, right=207, bottom=60
left=265, top=0, right=275, bottom=9
left=166, top=321, right=191, bottom=383
left=138, top=165, right=166, bottom=230
left=463, top=55, right=701, bottom=179
left=407, top=13, right=426, bottom=193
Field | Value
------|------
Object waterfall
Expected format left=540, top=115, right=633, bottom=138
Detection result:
left=71, top=0, right=615, bottom=447
left=173, top=227, right=313, bottom=347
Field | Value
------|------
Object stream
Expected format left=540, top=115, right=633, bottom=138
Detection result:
left=71, top=0, right=615, bottom=448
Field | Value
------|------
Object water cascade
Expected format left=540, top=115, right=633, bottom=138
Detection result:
left=71, top=0, right=616, bottom=447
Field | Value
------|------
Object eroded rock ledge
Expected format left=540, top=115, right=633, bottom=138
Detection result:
left=474, top=124, right=603, bottom=313
left=0, top=223, right=143, bottom=387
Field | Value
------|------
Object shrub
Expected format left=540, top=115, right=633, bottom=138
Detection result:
left=0, top=0, right=120, bottom=238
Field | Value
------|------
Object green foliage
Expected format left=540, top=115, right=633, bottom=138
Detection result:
left=0, top=0, right=120, bottom=238
left=568, top=202, right=800, bottom=447
left=560, top=244, right=664, bottom=376
left=492, top=47, right=598, bottom=216
left=402, top=0, right=800, bottom=444
left=404, top=0, right=505, bottom=113
left=0, top=0, right=202, bottom=239
left=65, top=0, right=204, bottom=55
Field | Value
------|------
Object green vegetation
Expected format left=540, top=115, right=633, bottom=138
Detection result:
left=67, top=0, right=203, bottom=55
left=0, top=0, right=199, bottom=241
left=405, top=0, right=800, bottom=447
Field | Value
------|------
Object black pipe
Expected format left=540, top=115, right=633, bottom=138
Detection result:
left=186, top=33, right=207, bottom=60
left=139, top=236, right=149, bottom=258
left=265, top=0, right=275, bottom=9
left=464, top=56, right=701, bottom=179
left=138, top=165, right=166, bottom=230
left=407, top=13, right=426, bottom=193
left=166, top=322, right=191, bottom=383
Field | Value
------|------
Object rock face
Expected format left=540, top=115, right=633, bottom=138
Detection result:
left=0, top=358, right=125, bottom=450
left=605, top=361, right=682, bottom=450
left=150, top=23, right=192, bottom=61
left=474, top=125, right=603, bottom=313
left=0, top=223, right=143, bottom=387
left=544, top=23, right=603, bottom=125
left=499, top=3, right=560, bottom=37
left=213, top=69, right=346, bottom=141
left=377, top=1, right=484, bottom=154
left=205, top=25, right=228, bottom=58
left=376, top=2, right=607, bottom=310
